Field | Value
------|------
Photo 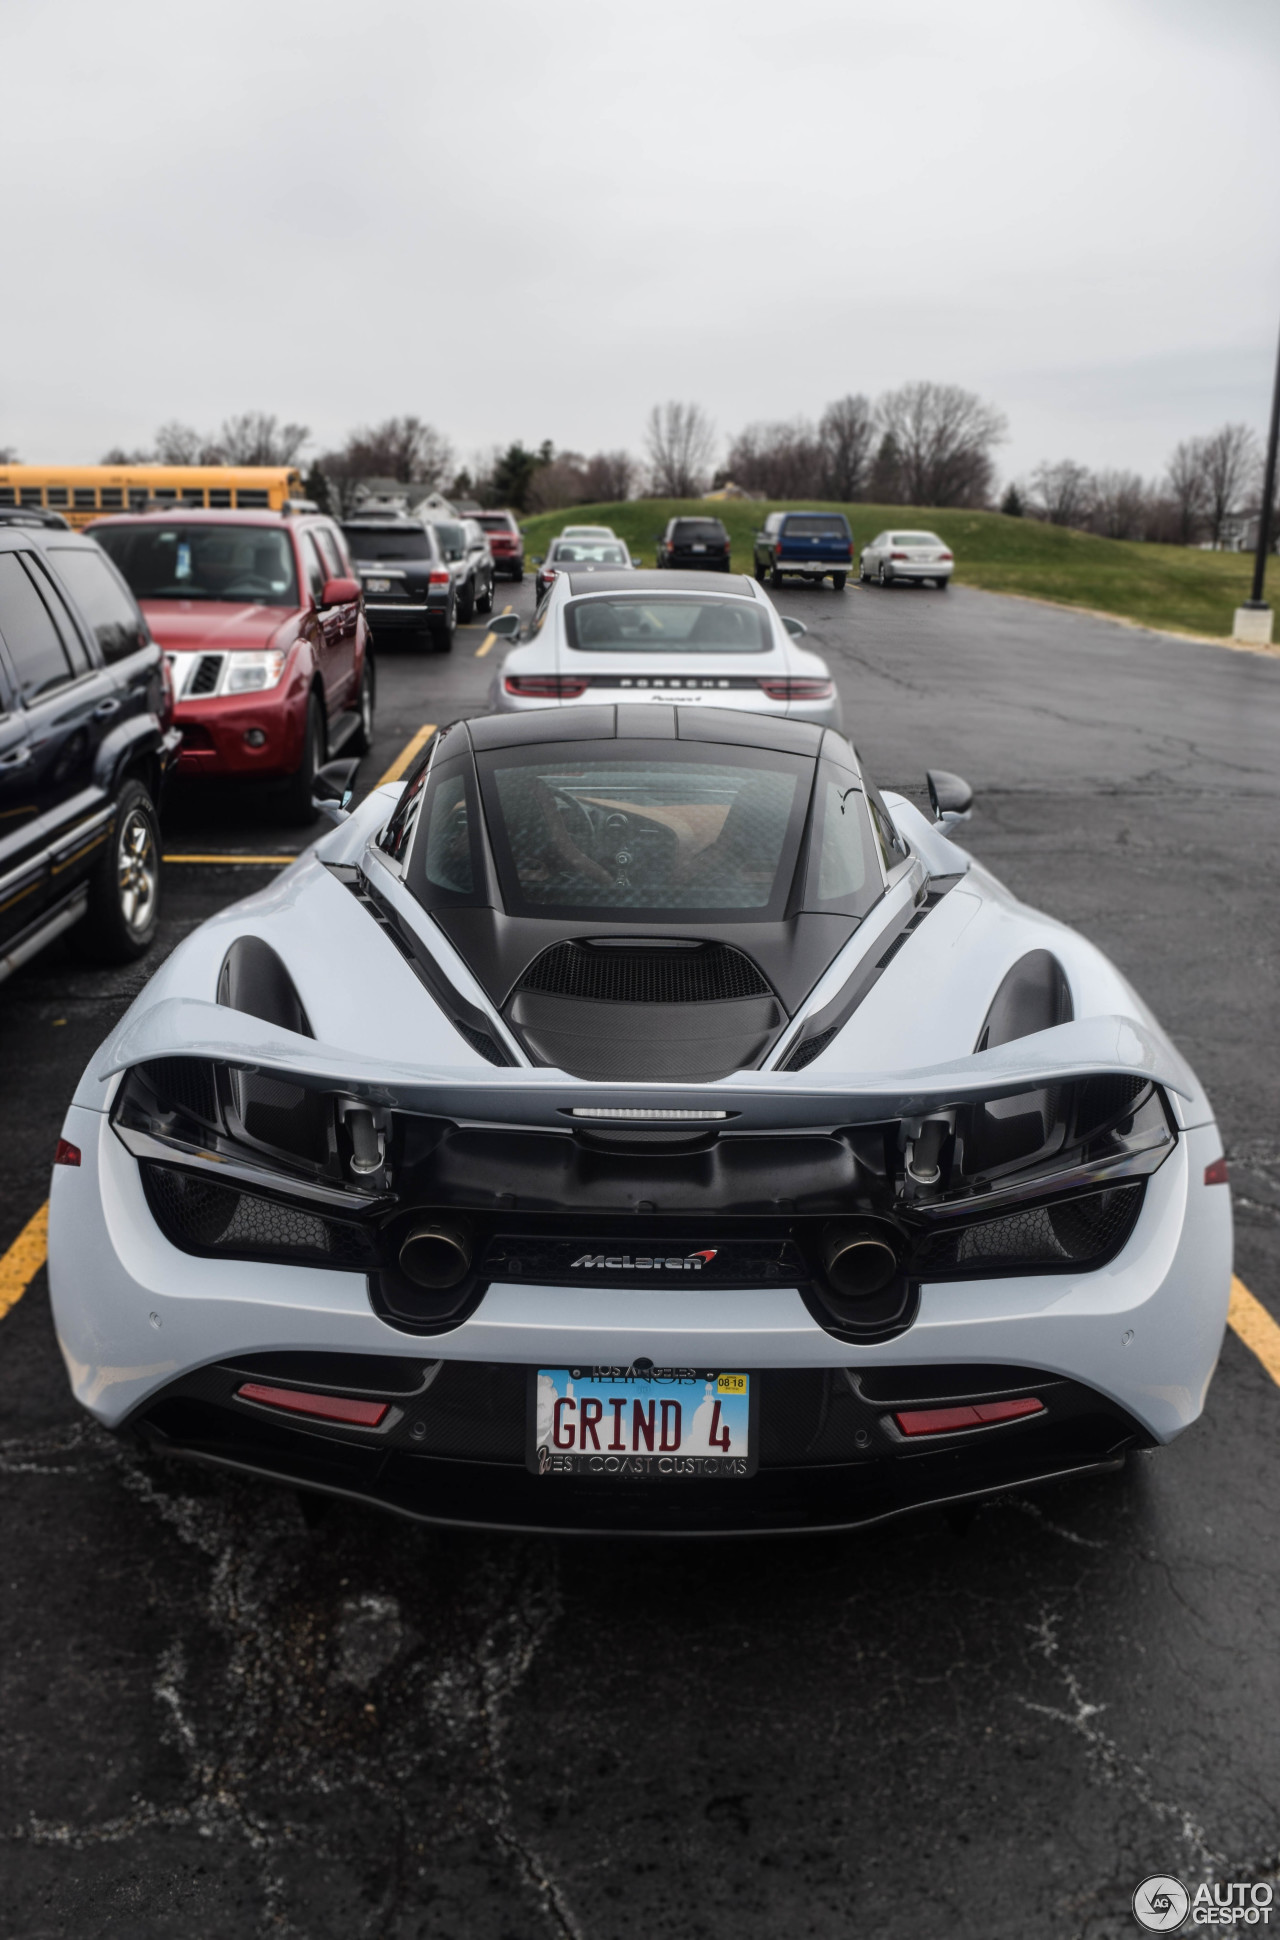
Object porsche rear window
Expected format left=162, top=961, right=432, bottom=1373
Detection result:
left=565, top=597, right=770, bottom=654
left=477, top=743, right=812, bottom=918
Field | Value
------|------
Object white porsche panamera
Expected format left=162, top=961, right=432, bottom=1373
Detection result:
left=490, top=569, right=842, bottom=732
left=47, top=704, right=1231, bottom=1535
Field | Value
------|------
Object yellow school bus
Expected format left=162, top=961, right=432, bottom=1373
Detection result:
left=0, top=464, right=304, bottom=530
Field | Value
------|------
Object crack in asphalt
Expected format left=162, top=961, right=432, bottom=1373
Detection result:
left=1, top=1427, right=581, bottom=1938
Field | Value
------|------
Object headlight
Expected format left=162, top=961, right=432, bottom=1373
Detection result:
left=223, top=649, right=287, bottom=694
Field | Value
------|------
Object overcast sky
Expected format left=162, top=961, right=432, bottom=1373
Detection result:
left=4, top=0, right=1279, bottom=488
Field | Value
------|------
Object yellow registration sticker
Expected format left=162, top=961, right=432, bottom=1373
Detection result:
left=717, top=1374, right=748, bottom=1396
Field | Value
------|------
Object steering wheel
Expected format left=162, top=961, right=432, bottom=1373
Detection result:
left=550, top=788, right=596, bottom=853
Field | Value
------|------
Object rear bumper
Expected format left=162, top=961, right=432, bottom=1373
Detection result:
left=768, top=558, right=851, bottom=576
left=877, top=562, right=953, bottom=580
left=126, top=1355, right=1148, bottom=1536
left=659, top=555, right=732, bottom=569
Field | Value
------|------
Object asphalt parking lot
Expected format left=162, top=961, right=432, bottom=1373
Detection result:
left=2, top=580, right=1278, bottom=1939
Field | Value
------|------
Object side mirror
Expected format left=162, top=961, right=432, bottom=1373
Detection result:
left=531, top=554, right=544, bottom=566
left=321, top=576, right=361, bottom=606
left=630, top=555, right=643, bottom=568
left=488, top=613, right=521, bottom=639
left=313, top=757, right=360, bottom=824
left=926, top=769, right=973, bottom=829
left=780, top=616, right=808, bottom=638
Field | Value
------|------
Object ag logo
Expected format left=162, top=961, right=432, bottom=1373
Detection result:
left=1132, top=1876, right=1190, bottom=1932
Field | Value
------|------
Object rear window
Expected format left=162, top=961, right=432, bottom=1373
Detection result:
left=890, top=532, right=942, bottom=547
left=565, top=597, right=770, bottom=654
left=474, top=514, right=516, bottom=533
left=94, top=523, right=299, bottom=606
left=782, top=515, right=849, bottom=538
left=343, top=526, right=433, bottom=561
left=671, top=520, right=727, bottom=541
left=477, top=742, right=812, bottom=919
left=550, top=541, right=628, bottom=565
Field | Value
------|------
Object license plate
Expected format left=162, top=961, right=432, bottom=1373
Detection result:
left=530, top=1368, right=754, bottom=1478
left=366, top=576, right=392, bottom=593
left=691, top=542, right=707, bottom=552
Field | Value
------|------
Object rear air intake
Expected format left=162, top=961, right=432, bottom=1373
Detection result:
left=516, top=940, right=771, bottom=1004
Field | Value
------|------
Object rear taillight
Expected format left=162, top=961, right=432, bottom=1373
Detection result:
left=774, top=543, right=783, bottom=556
left=890, top=550, right=909, bottom=560
left=757, top=677, right=834, bottom=701
left=237, top=1382, right=388, bottom=1428
left=939, top=551, right=954, bottom=561
left=504, top=674, right=588, bottom=698
left=54, top=1138, right=81, bottom=1167
left=428, top=568, right=450, bottom=585
left=895, top=1398, right=1044, bottom=1437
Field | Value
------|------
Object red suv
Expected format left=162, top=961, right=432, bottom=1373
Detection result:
left=471, top=510, right=523, bottom=580
left=89, top=508, right=375, bottom=821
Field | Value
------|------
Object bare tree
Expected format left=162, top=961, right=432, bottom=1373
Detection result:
left=318, top=417, right=454, bottom=514
left=217, top=412, right=310, bottom=467
left=1164, top=438, right=1209, bottom=545
left=1197, top=422, right=1258, bottom=547
left=153, top=420, right=227, bottom=464
left=645, top=402, right=715, bottom=497
left=819, top=394, right=875, bottom=500
left=1089, top=470, right=1150, bottom=541
left=581, top=449, right=636, bottom=502
left=723, top=419, right=822, bottom=499
left=874, top=382, right=1006, bottom=506
left=0, top=444, right=20, bottom=462
left=1028, top=458, right=1094, bottom=527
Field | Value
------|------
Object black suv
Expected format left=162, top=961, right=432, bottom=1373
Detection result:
left=0, top=525, right=179, bottom=985
left=655, top=515, right=732, bottom=572
left=342, top=517, right=458, bottom=653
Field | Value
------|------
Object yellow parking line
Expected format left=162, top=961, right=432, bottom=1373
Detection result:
left=0, top=1201, right=48, bottom=1320
left=1228, top=1276, right=1280, bottom=1386
left=475, top=603, right=513, bottom=657
left=163, top=853, right=298, bottom=866
left=376, top=723, right=436, bottom=788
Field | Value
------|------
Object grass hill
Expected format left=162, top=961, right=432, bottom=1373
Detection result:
left=517, top=499, right=1264, bottom=641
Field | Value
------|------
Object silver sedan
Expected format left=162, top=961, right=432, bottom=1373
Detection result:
left=858, top=530, right=954, bottom=588
left=488, top=569, right=842, bottom=730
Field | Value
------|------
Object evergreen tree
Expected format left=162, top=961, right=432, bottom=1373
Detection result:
left=1000, top=483, right=1023, bottom=518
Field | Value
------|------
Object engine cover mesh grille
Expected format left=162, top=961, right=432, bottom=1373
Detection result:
left=517, top=941, right=771, bottom=1004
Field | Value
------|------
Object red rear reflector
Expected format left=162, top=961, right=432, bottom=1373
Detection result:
left=895, top=1397, right=1044, bottom=1437
left=504, top=674, right=588, bottom=698
left=54, top=1138, right=81, bottom=1167
left=236, top=1382, right=388, bottom=1427
left=1204, top=1157, right=1229, bottom=1185
left=757, top=678, right=835, bottom=701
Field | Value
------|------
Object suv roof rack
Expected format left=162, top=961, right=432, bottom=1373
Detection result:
left=281, top=498, right=320, bottom=515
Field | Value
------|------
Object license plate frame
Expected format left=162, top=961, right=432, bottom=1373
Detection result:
left=527, top=1367, right=757, bottom=1479
left=366, top=576, right=393, bottom=593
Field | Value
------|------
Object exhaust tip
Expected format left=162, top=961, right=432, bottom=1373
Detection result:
left=822, top=1223, right=901, bottom=1300
left=399, top=1224, right=472, bottom=1290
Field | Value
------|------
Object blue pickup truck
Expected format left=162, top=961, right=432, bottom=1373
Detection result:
left=753, top=511, right=853, bottom=591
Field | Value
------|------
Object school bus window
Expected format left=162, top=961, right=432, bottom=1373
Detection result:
left=47, top=487, right=69, bottom=507
left=236, top=489, right=269, bottom=508
left=20, top=487, right=43, bottom=507
left=154, top=487, right=177, bottom=502
left=0, top=488, right=14, bottom=506
left=181, top=488, right=205, bottom=506
left=74, top=489, right=97, bottom=510
left=128, top=489, right=149, bottom=509
left=100, top=489, right=123, bottom=509
left=209, top=489, right=232, bottom=507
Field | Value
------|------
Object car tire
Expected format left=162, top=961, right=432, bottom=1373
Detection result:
left=349, top=655, right=376, bottom=755
left=832, top=572, right=847, bottom=591
left=754, top=560, right=767, bottom=583
left=478, top=573, right=495, bottom=615
left=431, top=598, right=456, bottom=653
left=75, top=777, right=161, bottom=963
left=878, top=562, right=893, bottom=586
left=458, top=575, right=476, bottom=624
left=936, top=577, right=949, bottom=590
left=281, top=691, right=325, bottom=825
left=859, top=563, right=869, bottom=582
left=771, top=564, right=785, bottom=588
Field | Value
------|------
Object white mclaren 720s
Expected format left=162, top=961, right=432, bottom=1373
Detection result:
left=48, top=704, right=1232, bottom=1535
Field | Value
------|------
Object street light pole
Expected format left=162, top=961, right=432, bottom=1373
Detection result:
left=1237, top=311, right=1280, bottom=643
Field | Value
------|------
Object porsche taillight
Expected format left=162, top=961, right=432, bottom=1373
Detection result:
left=504, top=674, right=588, bottom=698
left=757, top=677, right=834, bottom=701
